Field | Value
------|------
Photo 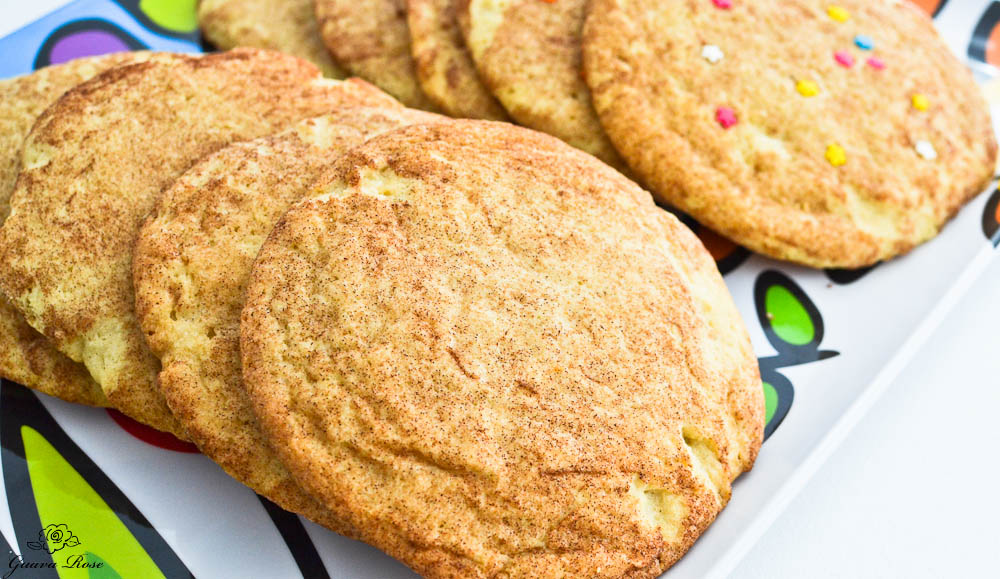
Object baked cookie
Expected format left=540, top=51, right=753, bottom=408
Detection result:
left=0, top=53, right=153, bottom=406
left=133, top=106, right=443, bottom=532
left=583, top=0, right=997, bottom=267
left=199, top=0, right=347, bottom=78
left=241, top=120, right=763, bottom=577
left=462, top=0, right=625, bottom=167
left=407, top=0, right=507, bottom=119
left=315, top=0, right=438, bottom=110
left=0, top=49, right=398, bottom=437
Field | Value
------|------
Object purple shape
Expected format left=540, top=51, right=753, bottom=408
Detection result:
left=48, top=30, right=131, bottom=64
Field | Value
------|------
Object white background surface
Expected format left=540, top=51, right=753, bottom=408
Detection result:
left=2, top=1, right=1000, bottom=577
left=738, top=256, right=1000, bottom=578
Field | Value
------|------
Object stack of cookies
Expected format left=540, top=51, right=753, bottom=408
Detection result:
left=203, top=0, right=996, bottom=267
left=0, top=48, right=763, bottom=577
left=0, top=0, right=995, bottom=576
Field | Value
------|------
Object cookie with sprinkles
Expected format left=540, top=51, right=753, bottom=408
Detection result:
left=583, top=0, right=996, bottom=268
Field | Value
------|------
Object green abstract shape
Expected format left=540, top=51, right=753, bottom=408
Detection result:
left=765, top=284, right=815, bottom=346
left=763, top=382, right=777, bottom=425
left=86, top=553, right=122, bottom=579
left=21, top=426, right=165, bottom=579
left=139, top=0, right=198, bottom=32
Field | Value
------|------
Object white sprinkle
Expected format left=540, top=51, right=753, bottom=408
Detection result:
left=915, top=140, right=937, bottom=160
left=702, top=45, right=724, bottom=64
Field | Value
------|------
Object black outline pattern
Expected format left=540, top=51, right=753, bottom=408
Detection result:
left=258, top=496, right=331, bottom=579
left=928, top=0, right=950, bottom=18
left=715, top=244, right=752, bottom=276
left=754, top=271, right=839, bottom=439
left=970, top=2, right=1000, bottom=64
left=824, top=265, right=876, bottom=286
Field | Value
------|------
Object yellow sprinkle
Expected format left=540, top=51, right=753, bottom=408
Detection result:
left=912, top=93, right=930, bottom=111
left=825, top=144, right=846, bottom=167
left=827, top=5, right=850, bottom=22
left=796, top=80, right=820, bottom=97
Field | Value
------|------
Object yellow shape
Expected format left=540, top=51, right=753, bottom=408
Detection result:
left=827, top=5, right=850, bottom=22
left=825, top=144, right=846, bottom=167
left=22, top=426, right=166, bottom=579
left=796, top=80, right=820, bottom=97
left=139, top=0, right=198, bottom=33
left=912, top=93, right=930, bottom=111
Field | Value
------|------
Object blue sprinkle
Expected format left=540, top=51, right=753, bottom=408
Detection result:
left=854, top=35, right=874, bottom=51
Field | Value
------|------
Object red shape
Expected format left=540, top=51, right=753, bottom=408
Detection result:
left=866, top=57, right=885, bottom=70
left=107, top=409, right=199, bottom=453
left=986, top=23, right=1000, bottom=68
left=696, top=226, right=739, bottom=262
left=712, top=0, right=732, bottom=8
left=715, top=106, right=738, bottom=129
left=910, top=0, right=942, bottom=16
left=834, top=50, right=855, bottom=68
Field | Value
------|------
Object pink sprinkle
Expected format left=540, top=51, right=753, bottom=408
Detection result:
left=716, top=106, right=738, bottom=129
left=866, top=57, right=885, bottom=70
left=712, top=0, right=732, bottom=8
left=834, top=50, right=855, bottom=68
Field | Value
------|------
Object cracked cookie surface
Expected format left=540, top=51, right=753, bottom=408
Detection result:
left=134, top=106, right=442, bottom=533
left=0, top=49, right=396, bottom=436
left=0, top=52, right=153, bottom=407
left=241, top=120, right=763, bottom=578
